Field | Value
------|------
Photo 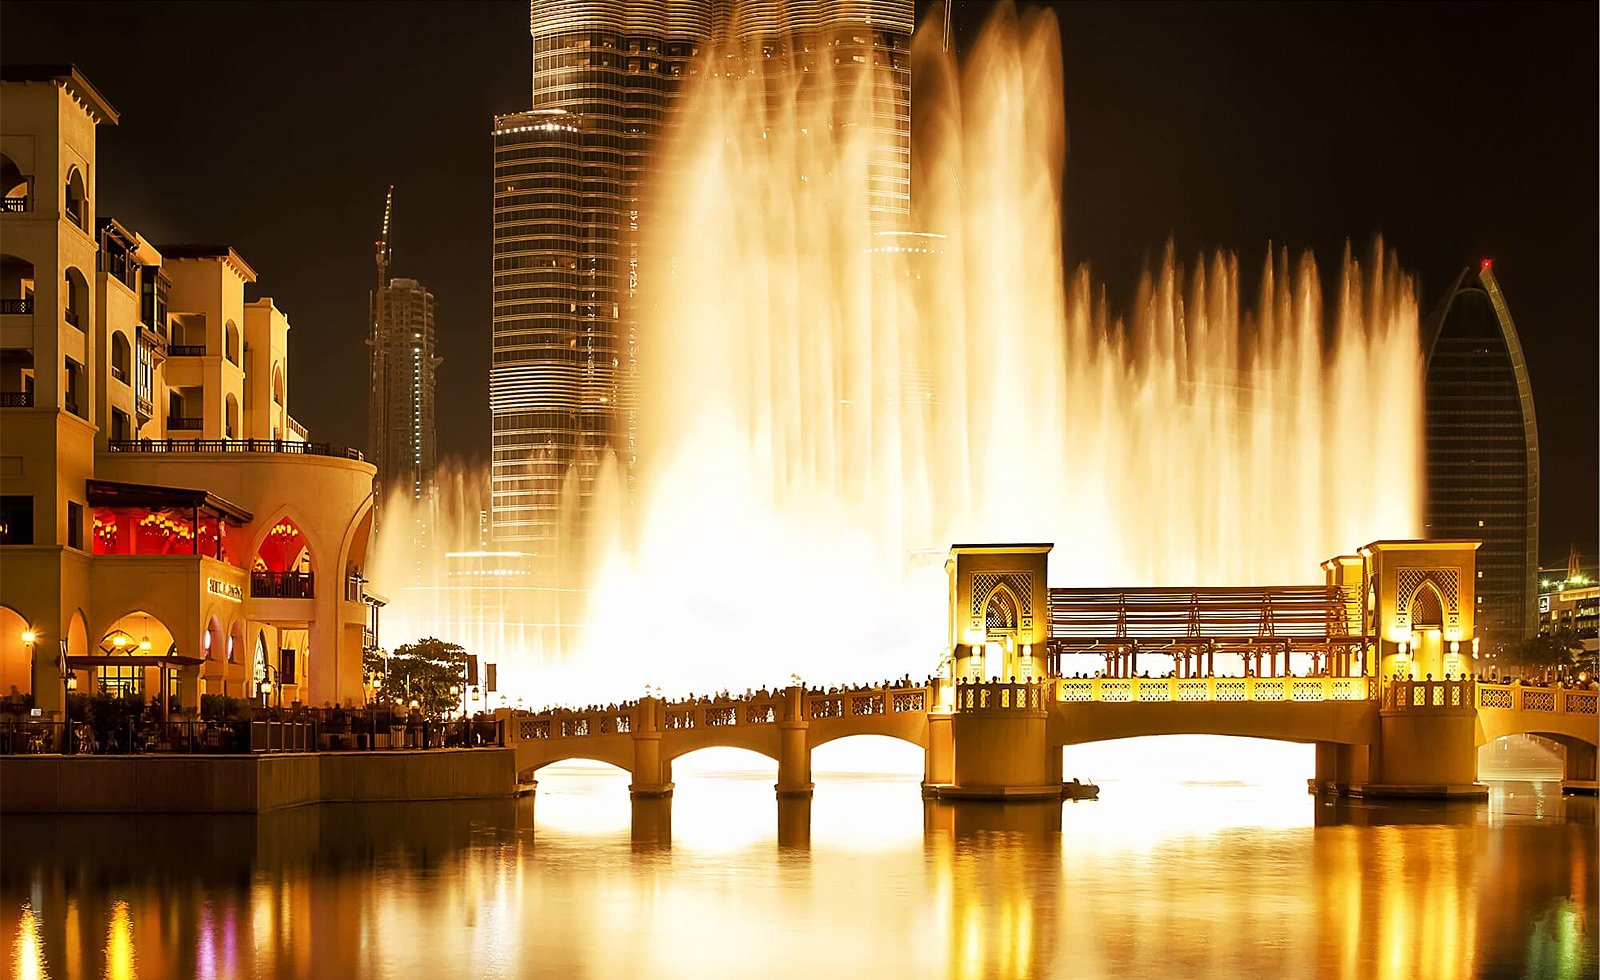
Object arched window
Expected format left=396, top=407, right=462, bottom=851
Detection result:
left=272, top=364, right=284, bottom=405
left=1, top=153, right=27, bottom=211
left=63, top=267, right=87, bottom=328
left=225, top=394, right=240, bottom=439
left=1409, top=586, right=1445, bottom=629
left=225, top=321, right=240, bottom=365
left=64, top=167, right=86, bottom=230
left=110, top=331, right=131, bottom=383
left=984, top=587, right=1019, bottom=632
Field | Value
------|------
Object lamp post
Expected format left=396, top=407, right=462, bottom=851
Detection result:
left=58, top=637, right=70, bottom=745
left=21, top=628, right=37, bottom=707
left=256, top=662, right=281, bottom=711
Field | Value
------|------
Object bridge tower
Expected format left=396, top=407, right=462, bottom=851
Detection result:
left=1321, top=539, right=1488, bottom=798
left=927, top=544, right=1064, bottom=799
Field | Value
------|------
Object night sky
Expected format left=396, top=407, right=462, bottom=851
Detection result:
left=4, top=1, right=1594, bottom=559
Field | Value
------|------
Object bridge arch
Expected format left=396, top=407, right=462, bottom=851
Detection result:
left=665, top=738, right=779, bottom=766
left=811, top=733, right=927, bottom=776
left=810, top=727, right=927, bottom=753
left=516, top=749, right=634, bottom=785
left=1476, top=702, right=1598, bottom=748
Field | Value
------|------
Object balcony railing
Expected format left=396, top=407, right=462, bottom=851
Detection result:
left=287, top=415, right=309, bottom=439
left=252, top=570, right=315, bottom=599
left=0, top=391, right=32, bottom=408
left=106, top=438, right=365, bottom=460
left=0, top=298, right=32, bottom=315
left=1, top=197, right=28, bottom=213
left=167, top=416, right=204, bottom=431
left=167, top=344, right=207, bottom=357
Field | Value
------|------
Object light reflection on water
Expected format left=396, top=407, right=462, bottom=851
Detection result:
left=3, top=747, right=1594, bottom=980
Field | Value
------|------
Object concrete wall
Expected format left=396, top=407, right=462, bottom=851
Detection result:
left=0, top=748, right=515, bottom=813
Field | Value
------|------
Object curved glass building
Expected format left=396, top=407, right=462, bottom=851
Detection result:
left=1423, top=261, right=1540, bottom=656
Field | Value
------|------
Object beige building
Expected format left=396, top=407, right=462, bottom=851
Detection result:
left=0, top=65, right=379, bottom=715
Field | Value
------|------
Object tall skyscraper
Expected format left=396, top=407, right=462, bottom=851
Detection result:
left=368, top=191, right=441, bottom=503
left=491, top=0, right=912, bottom=547
left=1423, top=260, right=1540, bottom=656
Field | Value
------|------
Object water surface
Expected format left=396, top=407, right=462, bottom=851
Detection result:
left=4, top=741, right=1593, bottom=979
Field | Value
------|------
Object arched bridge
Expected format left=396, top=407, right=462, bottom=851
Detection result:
left=511, top=675, right=1598, bottom=800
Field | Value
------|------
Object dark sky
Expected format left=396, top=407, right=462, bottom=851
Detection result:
left=4, top=1, right=1594, bottom=559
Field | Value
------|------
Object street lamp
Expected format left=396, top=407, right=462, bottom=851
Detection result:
left=20, top=629, right=37, bottom=706
left=449, top=684, right=461, bottom=721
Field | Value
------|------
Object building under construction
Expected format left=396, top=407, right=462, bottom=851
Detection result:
left=367, top=187, right=441, bottom=504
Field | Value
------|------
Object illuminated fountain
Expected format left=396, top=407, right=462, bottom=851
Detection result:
left=374, top=4, right=1422, bottom=702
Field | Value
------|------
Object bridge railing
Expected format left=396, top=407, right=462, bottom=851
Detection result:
left=514, top=684, right=938, bottom=742
left=953, top=680, right=1047, bottom=712
left=1381, top=677, right=1474, bottom=710
left=1475, top=682, right=1597, bottom=716
left=1054, top=675, right=1375, bottom=704
left=805, top=686, right=932, bottom=719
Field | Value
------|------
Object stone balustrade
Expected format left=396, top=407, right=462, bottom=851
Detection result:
left=517, top=684, right=934, bottom=742
left=1381, top=677, right=1474, bottom=710
left=1475, top=682, right=1597, bottom=716
left=953, top=680, right=1047, bottom=712
left=1054, top=675, right=1375, bottom=704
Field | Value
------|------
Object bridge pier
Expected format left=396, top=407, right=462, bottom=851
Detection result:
left=630, top=698, right=673, bottom=799
left=1350, top=683, right=1486, bottom=799
left=1561, top=740, right=1597, bottom=795
left=630, top=795, right=672, bottom=847
left=777, top=795, right=811, bottom=848
left=927, top=682, right=1063, bottom=801
left=776, top=686, right=813, bottom=798
left=1310, top=742, right=1371, bottom=796
left=923, top=711, right=954, bottom=795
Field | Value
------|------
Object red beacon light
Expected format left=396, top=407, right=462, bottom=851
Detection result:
left=1480, top=258, right=1493, bottom=270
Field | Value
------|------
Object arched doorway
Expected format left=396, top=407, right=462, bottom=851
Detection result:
left=1407, top=583, right=1448, bottom=679
left=93, top=612, right=182, bottom=712
left=0, top=605, right=31, bottom=699
left=982, top=585, right=1020, bottom=680
left=253, top=516, right=314, bottom=598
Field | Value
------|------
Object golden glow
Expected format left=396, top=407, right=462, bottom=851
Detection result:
left=10, top=770, right=1588, bottom=979
left=19, top=629, right=36, bottom=645
left=369, top=6, right=1423, bottom=706
left=106, top=900, right=136, bottom=980
left=11, top=903, right=45, bottom=980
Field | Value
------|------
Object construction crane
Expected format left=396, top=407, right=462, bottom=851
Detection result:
left=368, top=185, right=395, bottom=507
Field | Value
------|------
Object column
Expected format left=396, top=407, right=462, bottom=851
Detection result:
left=776, top=685, right=812, bottom=797
left=629, top=696, right=672, bottom=798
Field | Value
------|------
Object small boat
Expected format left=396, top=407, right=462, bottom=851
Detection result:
left=1063, top=778, right=1099, bottom=801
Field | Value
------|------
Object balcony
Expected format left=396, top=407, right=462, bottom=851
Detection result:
left=0, top=391, right=32, bottom=408
left=139, top=324, right=167, bottom=356
left=168, top=344, right=207, bottom=357
left=64, top=309, right=81, bottom=328
left=167, top=416, right=204, bottom=431
left=0, top=298, right=32, bottom=315
left=287, top=415, right=309, bottom=439
left=106, top=438, right=365, bottom=461
left=252, top=570, right=315, bottom=599
left=1, top=197, right=28, bottom=213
